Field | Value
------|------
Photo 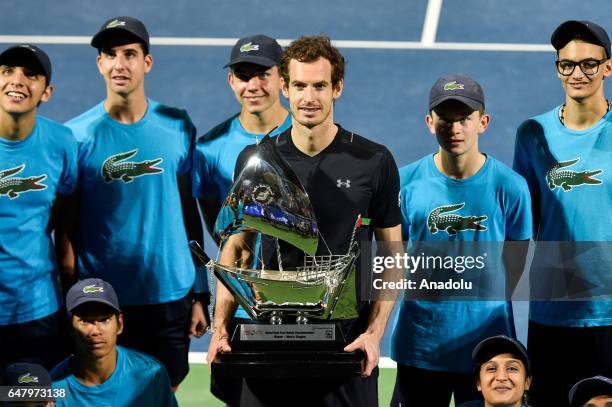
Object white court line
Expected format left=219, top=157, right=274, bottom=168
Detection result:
left=188, top=352, right=206, bottom=364
left=421, top=0, right=443, bottom=45
left=0, top=35, right=555, bottom=52
left=189, top=352, right=398, bottom=368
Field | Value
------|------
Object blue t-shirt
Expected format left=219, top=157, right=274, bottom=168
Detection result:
left=513, top=107, right=612, bottom=327
left=0, top=116, right=78, bottom=325
left=51, top=346, right=177, bottom=407
left=192, top=113, right=291, bottom=318
left=391, top=154, right=532, bottom=373
left=66, top=100, right=196, bottom=306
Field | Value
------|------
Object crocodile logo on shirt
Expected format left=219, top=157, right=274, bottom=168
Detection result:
left=0, top=164, right=47, bottom=200
left=239, top=42, right=259, bottom=53
left=101, top=149, right=164, bottom=183
left=545, top=157, right=603, bottom=192
left=18, top=373, right=39, bottom=384
left=428, top=203, right=488, bottom=236
left=82, top=285, right=104, bottom=294
left=443, top=81, right=464, bottom=91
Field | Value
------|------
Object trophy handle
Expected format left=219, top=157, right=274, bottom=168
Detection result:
left=188, top=240, right=211, bottom=264
left=327, top=242, right=360, bottom=319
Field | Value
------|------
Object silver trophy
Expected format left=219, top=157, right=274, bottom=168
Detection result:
left=190, top=136, right=364, bottom=378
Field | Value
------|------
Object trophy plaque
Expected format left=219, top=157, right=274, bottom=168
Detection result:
left=190, top=136, right=364, bottom=378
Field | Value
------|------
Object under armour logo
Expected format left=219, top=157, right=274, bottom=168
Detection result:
left=337, top=179, right=351, bottom=188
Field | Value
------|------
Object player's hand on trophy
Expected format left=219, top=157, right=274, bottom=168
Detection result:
left=189, top=300, right=209, bottom=338
left=343, top=331, right=381, bottom=378
left=206, top=329, right=232, bottom=371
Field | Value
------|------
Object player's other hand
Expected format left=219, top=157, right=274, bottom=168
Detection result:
left=344, top=332, right=381, bottom=378
left=206, top=330, right=232, bottom=372
left=189, top=300, right=209, bottom=338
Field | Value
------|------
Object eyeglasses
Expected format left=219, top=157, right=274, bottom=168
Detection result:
left=555, top=58, right=608, bottom=76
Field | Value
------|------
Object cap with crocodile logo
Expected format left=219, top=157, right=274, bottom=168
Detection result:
left=66, top=278, right=121, bottom=315
left=429, top=74, right=485, bottom=111
left=224, top=34, right=282, bottom=68
left=91, top=16, right=150, bottom=53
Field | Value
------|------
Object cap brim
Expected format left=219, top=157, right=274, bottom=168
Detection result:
left=223, top=55, right=279, bottom=69
left=473, top=337, right=530, bottom=372
left=68, top=298, right=121, bottom=315
left=91, top=28, right=148, bottom=51
left=0, top=47, right=49, bottom=79
left=429, top=95, right=483, bottom=111
left=2, top=363, right=52, bottom=387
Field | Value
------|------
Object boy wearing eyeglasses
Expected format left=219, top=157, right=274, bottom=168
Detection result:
left=513, top=20, right=612, bottom=406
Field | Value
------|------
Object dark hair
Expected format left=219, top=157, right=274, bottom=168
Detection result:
left=280, top=35, right=345, bottom=87
left=429, top=106, right=486, bottom=116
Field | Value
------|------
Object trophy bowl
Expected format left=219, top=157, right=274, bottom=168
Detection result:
left=207, top=244, right=359, bottom=322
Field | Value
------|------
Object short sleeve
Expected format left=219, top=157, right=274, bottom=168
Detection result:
left=369, top=147, right=402, bottom=229
left=57, top=130, right=79, bottom=195
left=177, top=111, right=197, bottom=175
left=505, top=177, right=533, bottom=240
left=192, top=142, right=220, bottom=199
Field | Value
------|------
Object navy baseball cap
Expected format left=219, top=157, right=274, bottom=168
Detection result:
left=91, top=16, right=150, bottom=53
left=429, top=74, right=485, bottom=111
left=224, top=34, right=282, bottom=68
left=1, top=362, right=52, bottom=387
left=472, top=335, right=531, bottom=374
left=569, top=376, right=612, bottom=406
left=551, top=20, right=611, bottom=59
left=66, top=278, right=121, bottom=315
left=0, top=44, right=52, bottom=84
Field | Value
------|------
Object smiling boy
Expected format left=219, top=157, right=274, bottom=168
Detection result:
left=192, top=35, right=290, bottom=242
left=513, top=20, right=612, bottom=406
left=0, top=44, right=77, bottom=370
left=458, top=335, right=533, bottom=407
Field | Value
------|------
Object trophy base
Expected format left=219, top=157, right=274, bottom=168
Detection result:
left=212, top=350, right=363, bottom=378
left=211, top=323, right=363, bottom=378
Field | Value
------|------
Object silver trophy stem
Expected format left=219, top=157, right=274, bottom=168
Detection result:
left=296, top=313, right=308, bottom=325
left=270, top=312, right=282, bottom=325
left=275, top=237, right=283, bottom=272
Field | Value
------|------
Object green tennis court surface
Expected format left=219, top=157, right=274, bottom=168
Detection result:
left=176, top=365, right=456, bottom=406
